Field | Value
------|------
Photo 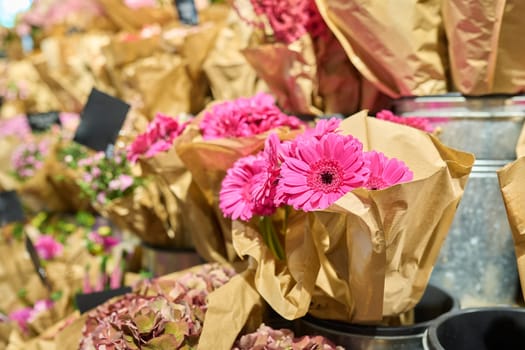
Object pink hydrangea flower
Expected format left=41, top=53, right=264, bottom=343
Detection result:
left=220, top=154, right=268, bottom=221
left=34, top=235, right=63, bottom=260
left=276, top=133, right=370, bottom=211
left=364, top=151, right=414, bottom=190
left=200, top=93, right=301, bottom=140
left=376, top=110, right=435, bottom=133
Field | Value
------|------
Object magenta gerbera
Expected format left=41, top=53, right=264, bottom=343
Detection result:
left=219, top=155, right=267, bottom=221
left=364, top=151, right=414, bottom=190
left=276, top=133, right=370, bottom=211
left=376, top=110, right=434, bottom=133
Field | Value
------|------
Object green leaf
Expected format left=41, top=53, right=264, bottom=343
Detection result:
left=143, top=334, right=184, bottom=350
left=51, top=290, right=63, bottom=301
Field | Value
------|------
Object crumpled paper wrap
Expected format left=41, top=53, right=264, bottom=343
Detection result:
left=315, top=0, right=448, bottom=98
left=95, top=180, right=181, bottom=248
left=96, top=0, right=176, bottom=32
left=203, top=9, right=268, bottom=101
left=442, top=0, right=505, bottom=95
left=492, top=0, right=525, bottom=93
left=176, top=115, right=302, bottom=264
left=200, top=111, right=474, bottom=349
left=498, top=158, right=525, bottom=299
left=243, top=35, right=320, bottom=115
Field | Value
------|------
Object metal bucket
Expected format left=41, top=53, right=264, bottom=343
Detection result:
left=394, top=94, right=524, bottom=307
left=297, top=285, right=458, bottom=350
left=140, top=243, right=204, bottom=277
left=424, top=307, right=525, bottom=350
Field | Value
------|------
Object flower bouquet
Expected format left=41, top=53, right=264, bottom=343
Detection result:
left=236, top=0, right=361, bottom=115
left=175, top=93, right=304, bottom=263
left=127, top=112, right=197, bottom=250
left=199, top=111, right=474, bottom=349
left=76, top=148, right=179, bottom=248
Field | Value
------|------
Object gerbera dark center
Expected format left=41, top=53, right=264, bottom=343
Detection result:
left=320, top=171, right=334, bottom=184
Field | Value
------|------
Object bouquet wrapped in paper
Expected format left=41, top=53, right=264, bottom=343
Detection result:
left=126, top=112, right=196, bottom=248
left=0, top=212, right=111, bottom=343
left=200, top=111, right=474, bottom=349
left=236, top=0, right=361, bottom=115
left=0, top=116, right=32, bottom=191
left=176, top=93, right=304, bottom=263
left=498, top=127, right=525, bottom=298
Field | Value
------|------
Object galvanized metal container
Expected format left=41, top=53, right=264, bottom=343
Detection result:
left=394, top=94, right=525, bottom=307
left=140, top=243, right=204, bottom=277
left=423, top=307, right=525, bottom=350
left=297, top=285, right=458, bottom=350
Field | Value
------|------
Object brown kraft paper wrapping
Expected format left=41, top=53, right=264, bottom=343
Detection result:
left=210, top=111, right=473, bottom=349
left=242, top=35, right=321, bottom=115
left=492, top=0, right=525, bottom=93
left=315, top=0, right=448, bottom=98
left=442, top=0, right=505, bottom=95
left=498, top=157, right=525, bottom=297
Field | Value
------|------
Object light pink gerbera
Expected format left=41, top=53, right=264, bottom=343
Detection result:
left=364, top=151, right=413, bottom=190
left=276, top=133, right=369, bottom=211
left=219, top=155, right=267, bottom=221
left=376, top=110, right=434, bottom=133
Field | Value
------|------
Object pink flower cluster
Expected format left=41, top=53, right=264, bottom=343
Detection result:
left=0, top=115, right=32, bottom=139
left=245, top=0, right=328, bottom=44
left=11, top=140, right=50, bottom=180
left=34, top=235, right=63, bottom=260
left=78, top=151, right=139, bottom=205
left=127, top=113, right=189, bottom=163
left=376, top=110, right=435, bottom=133
left=200, top=93, right=302, bottom=140
left=220, top=118, right=414, bottom=220
left=9, top=300, right=54, bottom=334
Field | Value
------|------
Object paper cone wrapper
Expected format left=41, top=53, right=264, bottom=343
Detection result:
left=498, top=157, right=525, bottom=297
left=315, top=0, right=447, bottom=98
left=230, top=111, right=474, bottom=327
left=96, top=0, right=175, bottom=32
left=442, top=0, right=505, bottom=95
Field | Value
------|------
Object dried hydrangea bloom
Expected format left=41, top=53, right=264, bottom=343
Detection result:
left=79, top=264, right=236, bottom=350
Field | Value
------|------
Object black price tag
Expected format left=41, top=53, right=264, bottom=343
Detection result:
left=73, top=89, right=130, bottom=152
left=75, top=287, right=132, bottom=313
left=26, top=111, right=61, bottom=133
left=0, top=191, right=25, bottom=227
left=174, top=0, right=199, bottom=25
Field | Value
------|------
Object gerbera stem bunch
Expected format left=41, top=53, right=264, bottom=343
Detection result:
left=220, top=118, right=414, bottom=259
left=77, top=150, right=141, bottom=206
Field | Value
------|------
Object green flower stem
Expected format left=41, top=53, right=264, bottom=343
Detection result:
left=259, top=216, right=285, bottom=261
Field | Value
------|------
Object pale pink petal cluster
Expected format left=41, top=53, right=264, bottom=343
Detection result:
left=376, top=110, right=435, bottom=133
left=219, top=118, right=414, bottom=219
left=34, top=235, right=64, bottom=260
left=127, top=113, right=189, bottom=163
left=11, top=140, right=50, bottom=180
left=199, top=93, right=302, bottom=140
left=9, top=299, right=54, bottom=334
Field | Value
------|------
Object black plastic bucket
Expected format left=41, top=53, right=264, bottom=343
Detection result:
left=298, top=285, right=458, bottom=350
left=424, top=307, right=525, bottom=350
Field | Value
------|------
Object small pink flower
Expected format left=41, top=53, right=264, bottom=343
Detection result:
left=31, top=300, right=53, bottom=317
left=220, top=155, right=267, bottom=221
left=127, top=132, right=152, bottom=163
left=117, top=174, right=134, bottom=192
left=89, top=231, right=120, bottom=252
left=83, top=173, right=93, bottom=183
left=91, top=167, right=101, bottom=177
left=276, top=133, right=369, bottom=211
left=9, top=307, right=32, bottom=333
left=96, top=192, right=107, bottom=204
left=364, top=151, right=413, bottom=190
left=376, top=110, right=435, bottom=133
left=34, top=235, right=63, bottom=260
left=108, top=179, right=120, bottom=191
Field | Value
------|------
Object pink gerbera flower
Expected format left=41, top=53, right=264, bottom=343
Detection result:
left=364, top=151, right=414, bottom=190
left=276, top=133, right=369, bottom=211
left=376, top=110, right=435, bottom=133
left=34, top=235, right=63, bottom=260
left=219, top=155, right=267, bottom=221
